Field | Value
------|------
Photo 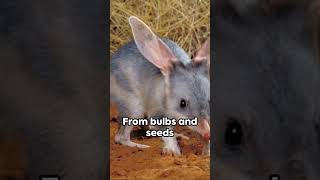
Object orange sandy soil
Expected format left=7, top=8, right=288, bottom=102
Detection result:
left=109, top=105, right=210, bottom=180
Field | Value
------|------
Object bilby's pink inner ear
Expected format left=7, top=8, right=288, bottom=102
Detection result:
left=128, top=16, right=177, bottom=76
left=194, top=37, right=210, bottom=65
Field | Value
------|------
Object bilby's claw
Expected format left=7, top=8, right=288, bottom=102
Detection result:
left=118, top=140, right=150, bottom=148
left=161, top=137, right=181, bottom=156
left=162, top=146, right=181, bottom=156
left=115, top=133, right=150, bottom=148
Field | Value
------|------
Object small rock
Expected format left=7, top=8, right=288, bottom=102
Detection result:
left=174, top=159, right=183, bottom=165
left=160, top=171, right=170, bottom=178
left=114, top=169, right=127, bottom=176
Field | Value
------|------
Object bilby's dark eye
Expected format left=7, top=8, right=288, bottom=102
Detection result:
left=180, top=99, right=187, bottom=108
left=225, top=119, right=243, bottom=146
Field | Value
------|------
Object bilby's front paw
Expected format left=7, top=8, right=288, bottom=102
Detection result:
left=162, top=145, right=181, bottom=156
left=161, top=137, right=181, bottom=156
left=115, top=134, right=150, bottom=148
left=175, top=133, right=190, bottom=140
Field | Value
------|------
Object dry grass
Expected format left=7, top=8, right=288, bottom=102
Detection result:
left=110, top=0, right=210, bottom=56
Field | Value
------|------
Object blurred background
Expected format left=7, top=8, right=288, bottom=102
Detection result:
left=110, top=0, right=210, bottom=56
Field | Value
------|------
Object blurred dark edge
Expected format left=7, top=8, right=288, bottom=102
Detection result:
left=0, top=0, right=109, bottom=179
left=210, top=0, right=214, bottom=179
left=106, top=0, right=111, bottom=179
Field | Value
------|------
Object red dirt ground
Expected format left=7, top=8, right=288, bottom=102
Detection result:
left=110, top=106, right=210, bottom=180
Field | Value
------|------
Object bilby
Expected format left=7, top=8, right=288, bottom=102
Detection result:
left=110, top=16, right=210, bottom=156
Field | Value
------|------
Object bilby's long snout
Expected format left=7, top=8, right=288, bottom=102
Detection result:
left=194, top=119, right=210, bottom=140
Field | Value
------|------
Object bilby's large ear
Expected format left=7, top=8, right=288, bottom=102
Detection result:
left=128, top=16, right=177, bottom=76
left=193, top=37, right=210, bottom=65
